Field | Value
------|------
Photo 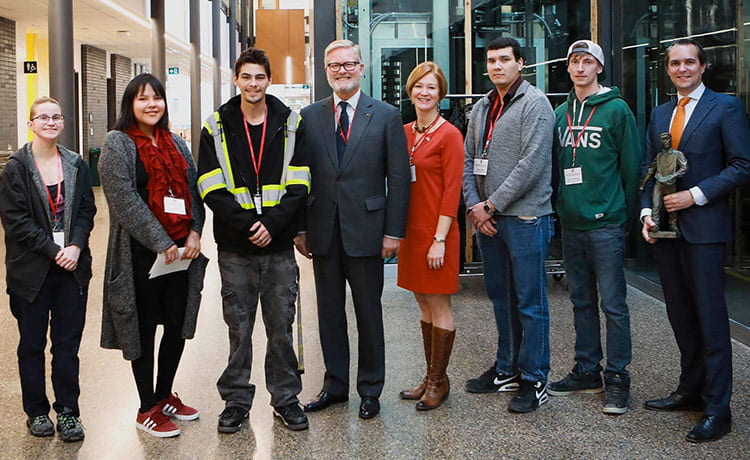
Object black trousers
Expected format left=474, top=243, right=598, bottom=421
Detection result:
left=10, top=265, right=87, bottom=417
left=312, top=216, right=385, bottom=398
left=652, top=239, right=732, bottom=418
left=130, top=249, right=188, bottom=412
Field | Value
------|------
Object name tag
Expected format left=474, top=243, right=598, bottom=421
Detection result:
left=473, top=158, right=489, bottom=176
left=410, top=164, right=416, bottom=183
left=53, top=231, right=65, bottom=248
left=164, top=196, right=187, bottom=215
left=254, top=193, right=263, bottom=215
left=564, top=167, right=583, bottom=185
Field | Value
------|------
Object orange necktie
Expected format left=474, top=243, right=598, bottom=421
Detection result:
left=670, top=97, right=691, bottom=149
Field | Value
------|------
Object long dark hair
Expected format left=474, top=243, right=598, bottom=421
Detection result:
left=114, top=73, right=170, bottom=131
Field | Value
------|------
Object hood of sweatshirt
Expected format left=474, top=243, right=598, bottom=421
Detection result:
left=565, top=86, right=621, bottom=125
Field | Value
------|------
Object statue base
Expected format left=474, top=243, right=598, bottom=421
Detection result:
left=649, top=230, right=679, bottom=239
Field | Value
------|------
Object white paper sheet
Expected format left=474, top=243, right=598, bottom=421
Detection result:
left=148, top=247, right=192, bottom=279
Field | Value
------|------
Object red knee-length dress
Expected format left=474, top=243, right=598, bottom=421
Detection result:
left=397, top=119, right=464, bottom=294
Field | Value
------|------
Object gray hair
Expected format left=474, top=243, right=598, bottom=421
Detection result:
left=324, top=40, right=362, bottom=64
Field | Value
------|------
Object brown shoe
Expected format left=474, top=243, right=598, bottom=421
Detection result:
left=400, top=321, right=432, bottom=400
left=416, top=326, right=455, bottom=411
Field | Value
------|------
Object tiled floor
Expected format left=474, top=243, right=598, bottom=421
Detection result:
left=0, top=189, right=747, bottom=459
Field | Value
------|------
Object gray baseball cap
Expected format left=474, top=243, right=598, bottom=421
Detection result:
left=567, top=40, right=606, bottom=81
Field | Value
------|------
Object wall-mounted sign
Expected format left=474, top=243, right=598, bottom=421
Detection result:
left=168, top=67, right=179, bottom=75
left=24, top=61, right=37, bottom=73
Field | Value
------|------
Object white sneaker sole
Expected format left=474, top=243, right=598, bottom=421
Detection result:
left=136, top=422, right=181, bottom=438
left=163, top=409, right=200, bottom=421
left=602, top=405, right=628, bottom=415
left=547, top=387, right=604, bottom=396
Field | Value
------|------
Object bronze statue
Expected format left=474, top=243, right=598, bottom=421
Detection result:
left=639, top=132, right=689, bottom=238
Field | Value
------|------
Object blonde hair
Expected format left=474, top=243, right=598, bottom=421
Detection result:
left=405, top=62, right=448, bottom=100
left=324, top=40, right=362, bottom=64
left=29, top=96, right=62, bottom=119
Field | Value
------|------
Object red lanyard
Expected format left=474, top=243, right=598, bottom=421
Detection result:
left=482, top=96, right=505, bottom=157
left=565, top=106, right=598, bottom=166
left=410, top=116, right=441, bottom=162
left=336, top=103, right=354, bottom=143
left=242, top=108, right=268, bottom=192
left=34, top=153, right=63, bottom=216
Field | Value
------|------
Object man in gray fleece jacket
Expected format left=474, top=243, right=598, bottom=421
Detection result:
left=462, top=37, right=555, bottom=414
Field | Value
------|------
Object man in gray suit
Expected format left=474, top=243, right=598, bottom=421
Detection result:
left=295, top=39, right=410, bottom=420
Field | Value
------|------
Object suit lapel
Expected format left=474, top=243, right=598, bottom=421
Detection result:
left=340, top=93, right=374, bottom=171
left=679, top=89, right=717, bottom=150
left=317, top=97, right=338, bottom=169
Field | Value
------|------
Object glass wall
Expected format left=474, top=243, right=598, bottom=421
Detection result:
left=341, top=1, right=589, bottom=104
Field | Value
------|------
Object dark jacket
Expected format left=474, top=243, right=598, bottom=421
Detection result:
left=300, top=92, right=410, bottom=257
left=640, top=87, right=750, bottom=243
left=0, top=143, right=96, bottom=302
left=198, top=94, right=309, bottom=254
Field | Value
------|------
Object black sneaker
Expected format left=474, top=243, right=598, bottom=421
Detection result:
left=548, top=366, right=603, bottom=396
left=602, top=373, right=630, bottom=415
left=218, top=406, right=249, bottom=433
left=273, top=403, right=309, bottom=431
left=56, top=408, right=85, bottom=442
left=27, top=414, right=54, bottom=437
left=508, top=380, right=548, bottom=413
left=465, top=364, right=520, bottom=393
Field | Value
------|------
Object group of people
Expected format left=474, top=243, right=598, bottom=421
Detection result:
left=461, top=36, right=749, bottom=445
left=0, top=35, right=746, bottom=446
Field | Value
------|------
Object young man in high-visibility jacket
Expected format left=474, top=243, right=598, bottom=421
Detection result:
left=197, top=48, right=310, bottom=433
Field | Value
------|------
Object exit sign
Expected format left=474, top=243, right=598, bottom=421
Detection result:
left=168, top=67, right=179, bottom=75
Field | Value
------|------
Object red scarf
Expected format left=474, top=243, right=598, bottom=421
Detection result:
left=127, top=127, right=192, bottom=241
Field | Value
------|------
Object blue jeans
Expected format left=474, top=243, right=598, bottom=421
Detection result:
left=478, top=214, right=553, bottom=382
left=561, top=225, right=631, bottom=378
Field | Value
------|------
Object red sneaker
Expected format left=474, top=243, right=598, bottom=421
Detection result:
left=159, top=393, right=200, bottom=421
left=135, top=406, right=180, bottom=438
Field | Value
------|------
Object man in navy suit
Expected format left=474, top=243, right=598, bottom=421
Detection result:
left=640, top=38, right=750, bottom=443
left=294, top=40, right=410, bottom=420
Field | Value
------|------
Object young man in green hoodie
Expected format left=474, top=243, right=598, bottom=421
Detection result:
left=548, top=40, right=642, bottom=415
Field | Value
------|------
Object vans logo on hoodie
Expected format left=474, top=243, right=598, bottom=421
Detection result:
left=557, top=125, right=602, bottom=149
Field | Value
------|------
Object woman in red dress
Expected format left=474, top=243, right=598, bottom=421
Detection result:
left=397, top=62, right=464, bottom=410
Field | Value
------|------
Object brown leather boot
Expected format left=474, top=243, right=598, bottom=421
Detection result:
left=399, top=321, right=432, bottom=400
left=416, top=326, right=455, bottom=410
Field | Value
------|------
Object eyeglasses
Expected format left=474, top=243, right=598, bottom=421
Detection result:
left=326, top=61, right=360, bottom=72
left=31, top=114, right=65, bottom=123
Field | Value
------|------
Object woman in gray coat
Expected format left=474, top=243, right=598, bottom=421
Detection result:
left=99, top=74, right=207, bottom=438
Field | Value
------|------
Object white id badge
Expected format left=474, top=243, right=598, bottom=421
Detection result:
left=473, top=158, right=489, bottom=176
left=410, top=164, right=416, bottom=182
left=564, top=167, right=583, bottom=185
left=254, top=194, right=263, bottom=215
left=164, top=196, right=187, bottom=215
left=53, top=231, right=65, bottom=248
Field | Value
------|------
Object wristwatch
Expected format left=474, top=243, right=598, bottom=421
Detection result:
left=483, top=200, right=494, bottom=214
left=433, top=236, right=446, bottom=243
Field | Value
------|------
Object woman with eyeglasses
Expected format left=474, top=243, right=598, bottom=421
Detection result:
left=0, top=97, right=96, bottom=442
left=397, top=62, right=464, bottom=411
left=99, top=74, right=206, bottom=438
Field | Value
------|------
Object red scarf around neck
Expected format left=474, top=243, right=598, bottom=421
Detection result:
left=127, top=126, right=192, bottom=241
